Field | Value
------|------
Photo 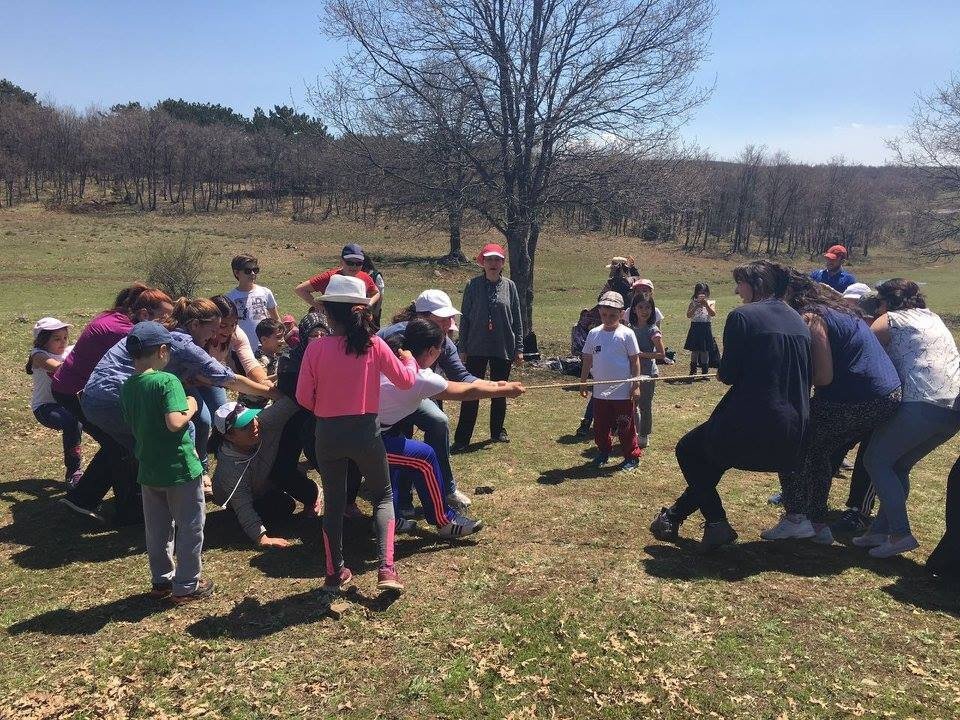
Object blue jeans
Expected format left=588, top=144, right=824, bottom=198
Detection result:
left=864, top=401, right=960, bottom=536
left=34, top=403, right=83, bottom=477
left=190, top=386, right=227, bottom=472
left=406, top=398, right=458, bottom=494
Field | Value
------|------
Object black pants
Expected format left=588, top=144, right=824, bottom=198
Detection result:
left=927, top=455, right=960, bottom=577
left=454, top=355, right=513, bottom=444
left=669, top=423, right=732, bottom=524
left=56, top=390, right=139, bottom=519
left=263, top=409, right=321, bottom=514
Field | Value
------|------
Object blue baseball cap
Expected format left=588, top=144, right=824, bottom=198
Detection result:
left=341, top=243, right=365, bottom=261
left=126, top=321, right=173, bottom=355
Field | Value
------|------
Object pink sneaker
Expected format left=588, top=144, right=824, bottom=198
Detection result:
left=377, top=567, right=404, bottom=593
left=67, top=470, right=84, bottom=489
left=323, top=566, right=353, bottom=592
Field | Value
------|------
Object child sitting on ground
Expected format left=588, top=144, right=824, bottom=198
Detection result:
left=26, top=317, right=83, bottom=486
left=579, top=291, right=643, bottom=471
left=120, top=321, right=212, bottom=604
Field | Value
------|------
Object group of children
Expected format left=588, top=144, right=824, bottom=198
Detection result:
left=572, top=256, right=718, bottom=468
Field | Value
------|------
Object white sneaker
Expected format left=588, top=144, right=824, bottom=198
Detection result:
left=868, top=534, right=919, bottom=558
left=396, top=518, right=418, bottom=534
left=811, top=524, right=834, bottom=545
left=438, top=514, right=483, bottom=539
left=446, top=489, right=472, bottom=510
left=852, top=532, right=887, bottom=548
left=760, top=514, right=816, bottom=540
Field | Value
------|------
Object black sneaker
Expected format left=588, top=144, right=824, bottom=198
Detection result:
left=649, top=507, right=680, bottom=541
left=492, top=431, right=510, bottom=443
left=699, top=520, right=738, bottom=552
left=575, top=420, right=592, bottom=437
left=58, top=497, right=106, bottom=524
left=168, top=578, right=215, bottom=605
left=450, top=441, right=470, bottom=454
left=831, top=507, right=869, bottom=534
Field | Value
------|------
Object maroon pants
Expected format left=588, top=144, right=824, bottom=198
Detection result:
left=593, top=398, right=641, bottom=459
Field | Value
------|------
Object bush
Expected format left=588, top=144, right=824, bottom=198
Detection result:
left=141, top=239, right=206, bottom=298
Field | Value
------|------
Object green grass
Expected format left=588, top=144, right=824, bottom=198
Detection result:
left=1, top=203, right=959, bottom=719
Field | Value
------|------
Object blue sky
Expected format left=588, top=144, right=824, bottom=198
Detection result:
left=2, top=0, right=959, bottom=165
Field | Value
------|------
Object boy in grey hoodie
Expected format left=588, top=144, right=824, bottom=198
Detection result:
left=211, top=396, right=319, bottom=547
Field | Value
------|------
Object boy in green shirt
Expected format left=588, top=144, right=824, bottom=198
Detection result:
left=120, top=321, right=214, bottom=604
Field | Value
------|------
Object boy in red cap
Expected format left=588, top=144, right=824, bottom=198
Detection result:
left=810, top=245, right=857, bottom=293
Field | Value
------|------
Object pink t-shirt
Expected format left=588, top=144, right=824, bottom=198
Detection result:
left=52, top=310, right=133, bottom=395
left=296, top=334, right=417, bottom=418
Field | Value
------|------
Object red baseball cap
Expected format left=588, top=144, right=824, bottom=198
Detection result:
left=824, top=245, right=847, bottom=260
left=477, top=243, right=506, bottom=263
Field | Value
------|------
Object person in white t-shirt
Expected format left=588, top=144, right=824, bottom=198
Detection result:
left=580, top=291, right=643, bottom=471
left=225, top=254, right=280, bottom=351
left=379, top=319, right=525, bottom=538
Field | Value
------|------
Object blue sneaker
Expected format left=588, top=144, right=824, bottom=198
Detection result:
left=619, top=457, right=640, bottom=472
left=591, top=453, right=610, bottom=468
left=768, top=491, right=783, bottom=506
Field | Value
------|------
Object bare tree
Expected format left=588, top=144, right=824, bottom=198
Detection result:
left=890, top=74, right=960, bottom=258
left=324, top=0, right=713, bottom=339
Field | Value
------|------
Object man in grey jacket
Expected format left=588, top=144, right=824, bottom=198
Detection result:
left=211, top=397, right=319, bottom=547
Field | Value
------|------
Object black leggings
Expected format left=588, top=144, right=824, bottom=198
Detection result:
left=454, top=355, right=512, bottom=444
left=669, top=423, right=733, bottom=524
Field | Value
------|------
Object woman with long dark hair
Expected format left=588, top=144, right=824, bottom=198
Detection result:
left=295, top=274, right=418, bottom=593
left=761, top=269, right=901, bottom=545
left=854, top=279, right=960, bottom=558
left=650, top=260, right=812, bottom=551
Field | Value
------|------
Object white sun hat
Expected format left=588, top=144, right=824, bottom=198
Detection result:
left=317, top=274, right=370, bottom=305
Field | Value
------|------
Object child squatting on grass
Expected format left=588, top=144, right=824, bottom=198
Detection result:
left=120, top=321, right=213, bottom=604
left=579, top=291, right=644, bottom=471
left=26, top=317, right=84, bottom=486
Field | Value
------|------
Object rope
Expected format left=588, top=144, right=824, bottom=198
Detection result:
left=521, top=373, right=716, bottom=390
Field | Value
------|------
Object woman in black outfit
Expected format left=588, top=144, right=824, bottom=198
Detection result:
left=650, top=260, right=812, bottom=551
left=927, top=456, right=960, bottom=578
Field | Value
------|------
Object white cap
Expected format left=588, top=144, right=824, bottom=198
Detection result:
left=414, top=289, right=461, bottom=318
left=841, top=282, right=872, bottom=300
left=33, top=317, right=71, bottom=339
left=317, top=275, right=370, bottom=305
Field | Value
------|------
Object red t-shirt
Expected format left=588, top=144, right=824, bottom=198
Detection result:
left=308, top=267, right=378, bottom=296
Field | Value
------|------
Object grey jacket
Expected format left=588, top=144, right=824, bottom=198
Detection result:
left=211, top=395, right=300, bottom=543
left=458, top=274, right=524, bottom=359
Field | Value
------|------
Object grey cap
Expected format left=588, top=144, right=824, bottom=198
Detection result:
left=597, top=291, right=625, bottom=310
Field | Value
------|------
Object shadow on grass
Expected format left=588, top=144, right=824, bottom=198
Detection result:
left=556, top=433, right=590, bottom=445
left=537, top=460, right=619, bottom=484
left=450, top=439, right=494, bottom=455
left=186, top=586, right=401, bottom=641
left=0, top=477, right=143, bottom=569
left=643, top=538, right=930, bottom=585
left=882, top=574, right=960, bottom=617
left=7, top=593, right=169, bottom=636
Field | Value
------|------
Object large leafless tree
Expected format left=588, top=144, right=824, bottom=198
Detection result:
left=324, top=0, right=714, bottom=339
left=890, top=74, right=960, bottom=259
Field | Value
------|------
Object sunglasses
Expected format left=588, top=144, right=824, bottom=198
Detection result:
left=343, top=260, right=363, bottom=267
left=223, top=403, right=248, bottom=432
left=242, top=267, right=260, bottom=275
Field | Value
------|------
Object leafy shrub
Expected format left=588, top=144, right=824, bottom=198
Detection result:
left=141, top=239, right=206, bottom=298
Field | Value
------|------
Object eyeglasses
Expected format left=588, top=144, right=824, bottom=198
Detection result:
left=344, top=260, right=363, bottom=267
left=242, top=267, right=260, bottom=275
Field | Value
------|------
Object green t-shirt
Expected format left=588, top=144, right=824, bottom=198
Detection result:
left=120, top=370, right=204, bottom=487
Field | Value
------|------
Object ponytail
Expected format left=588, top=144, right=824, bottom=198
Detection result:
left=391, top=302, right=418, bottom=324
left=25, top=330, right=54, bottom=375
left=112, top=282, right=150, bottom=313
left=172, top=297, right=220, bottom=329
left=323, top=301, right=376, bottom=357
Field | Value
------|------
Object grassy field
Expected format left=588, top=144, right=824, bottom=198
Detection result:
left=1, top=203, right=958, bottom=719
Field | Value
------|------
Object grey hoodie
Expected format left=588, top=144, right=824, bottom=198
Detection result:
left=211, top=395, right=300, bottom=543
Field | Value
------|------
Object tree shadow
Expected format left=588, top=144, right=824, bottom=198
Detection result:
left=7, top=592, right=170, bottom=636
left=642, top=539, right=924, bottom=583
left=0, top=477, right=144, bottom=569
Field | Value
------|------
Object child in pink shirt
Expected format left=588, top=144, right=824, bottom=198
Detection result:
left=295, top=275, right=417, bottom=594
